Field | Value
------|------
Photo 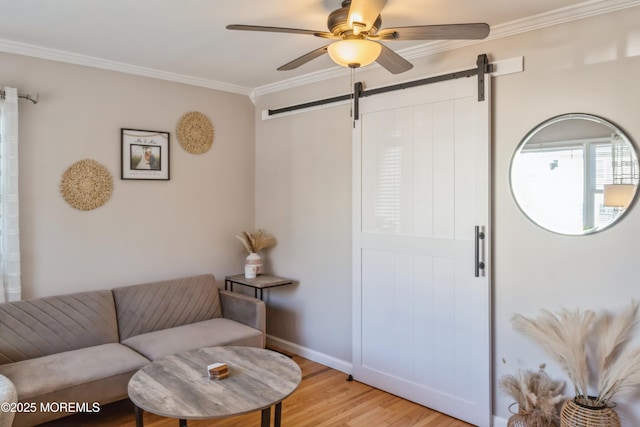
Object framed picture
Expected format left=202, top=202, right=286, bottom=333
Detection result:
left=121, top=128, right=170, bottom=180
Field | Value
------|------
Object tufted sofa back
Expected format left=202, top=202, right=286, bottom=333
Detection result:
left=0, top=290, right=119, bottom=365
left=112, top=274, right=222, bottom=341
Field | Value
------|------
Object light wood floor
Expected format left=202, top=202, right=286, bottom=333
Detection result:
left=42, top=351, right=474, bottom=427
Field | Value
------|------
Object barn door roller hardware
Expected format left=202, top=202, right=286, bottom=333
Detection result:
left=267, top=54, right=493, bottom=117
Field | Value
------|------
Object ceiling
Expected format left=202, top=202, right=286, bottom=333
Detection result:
left=0, top=0, right=633, bottom=94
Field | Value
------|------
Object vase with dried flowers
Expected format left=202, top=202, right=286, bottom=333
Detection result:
left=511, top=300, right=640, bottom=427
left=500, top=364, right=565, bottom=427
left=236, top=229, right=276, bottom=278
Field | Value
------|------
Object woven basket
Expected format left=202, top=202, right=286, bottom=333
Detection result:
left=508, top=403, right=557, bottom=427
left=560, top=397, right=620, bottom=427
left=508, top=412, right=531, bottom=427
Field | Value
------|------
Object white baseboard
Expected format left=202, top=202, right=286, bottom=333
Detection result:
left=493, top=416, right=508, bottom=427
left=266, top=335, right=353, bottom=375
left=267, top=335, right=508, bottom=427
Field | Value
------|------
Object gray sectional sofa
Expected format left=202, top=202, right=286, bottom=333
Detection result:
left=0, top=274, right=266, bottom=426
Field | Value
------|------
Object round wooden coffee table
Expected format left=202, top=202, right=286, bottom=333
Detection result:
left=128, top=346, right=301, bottom=427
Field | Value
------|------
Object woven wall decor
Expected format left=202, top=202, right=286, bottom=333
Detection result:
left=176, top=111, right=214, bottom=154
left=60, top=159, right=113, bottom=211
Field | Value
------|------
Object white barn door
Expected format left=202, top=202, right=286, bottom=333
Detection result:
left=352, top=76, right=491, bottom=426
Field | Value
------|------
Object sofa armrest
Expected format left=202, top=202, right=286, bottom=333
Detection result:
left=0, top=374, right=17, bottom=427
left=219, top=290, right=266, bottom=338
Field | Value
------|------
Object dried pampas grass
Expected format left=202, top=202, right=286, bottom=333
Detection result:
left=236, top=229, right=276, bottom=254
left=511, top=308, right=594, bottom=399
left=595, top=300, right=640, bottom=405
left=511, top=300, right=640, bottom=407
left=500, top=364, right=565, bottom=424
left=598, top=347, right=640, bottom=404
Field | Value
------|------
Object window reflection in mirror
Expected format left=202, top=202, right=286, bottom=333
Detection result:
left=510, top=114, right=639, bottom=235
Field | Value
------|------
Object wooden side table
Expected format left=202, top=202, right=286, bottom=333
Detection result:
left=224, top=274, right=293, bottom=300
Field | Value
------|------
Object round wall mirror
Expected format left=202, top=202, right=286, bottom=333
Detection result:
left=510, top=113, right=639, bottom=235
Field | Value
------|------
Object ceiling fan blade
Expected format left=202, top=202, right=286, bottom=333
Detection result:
left=377, top=23, right=490, bottom=40
left=375, top=44, right=413, bottom=74
left=347, top=0, right=388, bottom=31
left=226, top=24, right=334, bottom=38
left=277, top=45, right=329, bottom=71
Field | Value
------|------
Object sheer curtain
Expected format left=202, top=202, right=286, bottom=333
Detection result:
left=0, top=87, right=21, bottom=302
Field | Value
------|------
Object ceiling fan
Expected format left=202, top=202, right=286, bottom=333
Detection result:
left=227, top=0, right=490, bottom=74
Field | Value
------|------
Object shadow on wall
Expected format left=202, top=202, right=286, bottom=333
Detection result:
left=263, top=284, right=300, bottom=342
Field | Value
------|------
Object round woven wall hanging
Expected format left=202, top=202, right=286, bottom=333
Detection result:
left=60, top=159, right=113, bottom=211
left=176, top=111, right=214, bottom=154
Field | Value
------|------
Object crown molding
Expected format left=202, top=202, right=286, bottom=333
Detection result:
left=252, top=0, right=640, bottom=98
left=492, top=0, right=640, bottom=37
left=2, top=0, right=638, bottom=100
left=0, top=39, right=253, bottom=96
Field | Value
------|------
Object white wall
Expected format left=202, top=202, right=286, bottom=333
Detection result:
left=3, top=4, right=640, bottom=424
left=255, top=102, right=353, bottom=364
left=1, top=52, right=256, bottom=298
left=255, top=6, right=640, bottom=425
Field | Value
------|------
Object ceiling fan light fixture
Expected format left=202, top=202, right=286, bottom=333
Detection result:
left=327, top=39, right=382, bottom=68
left=227, top=0, right=489, bottom=74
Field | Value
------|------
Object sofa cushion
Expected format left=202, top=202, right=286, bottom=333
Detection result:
left=0, top=343, right=150, bottom=427
left=0, top=290, right=119, bottom=365
left=113, top=274, right=222, bottom=341
left=0, top=343, right=149, bottom=400
left=121, top=318, right=264, bottom=361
